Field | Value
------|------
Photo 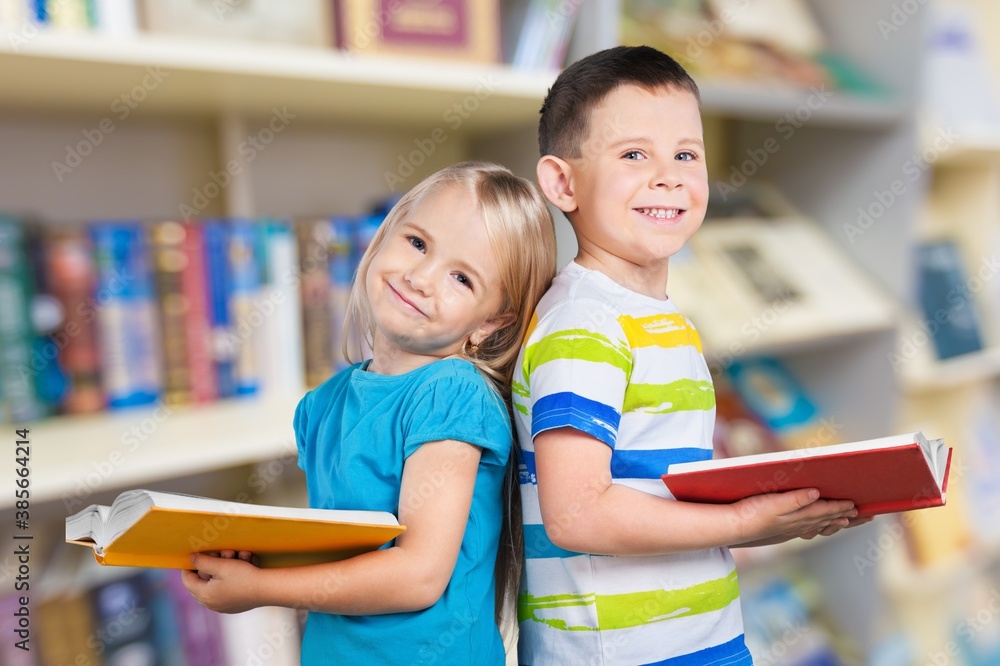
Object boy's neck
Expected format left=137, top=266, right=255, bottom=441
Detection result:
left=574, top=250, right=669, bottom=301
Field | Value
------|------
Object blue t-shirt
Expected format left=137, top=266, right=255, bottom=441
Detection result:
left=294, top=358, right=511, bottom=665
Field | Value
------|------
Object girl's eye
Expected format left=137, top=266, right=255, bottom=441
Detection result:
left=453, top=273, right=472, bottom=289
left=408, top=236, right=426, bottom=252
left=623, top=150, right=645, bottom=161
left=676, top=151, right=698, bottom=161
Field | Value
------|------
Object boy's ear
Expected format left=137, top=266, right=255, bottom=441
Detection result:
left=536, top=156, right=577, bottom=214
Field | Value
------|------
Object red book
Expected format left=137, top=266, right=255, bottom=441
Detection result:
left=178, top=222, right=216, bottom=403
left=663, top=431, right=952, bottom=518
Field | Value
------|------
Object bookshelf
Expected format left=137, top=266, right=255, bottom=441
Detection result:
left=0, top=0, right=944, bottom=663
left=887, top=0, right=1000, bottom=660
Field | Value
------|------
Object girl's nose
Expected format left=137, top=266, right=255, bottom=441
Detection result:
left=403, top=263, right=433, bottom=294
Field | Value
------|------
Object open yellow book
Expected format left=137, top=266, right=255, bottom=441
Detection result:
left=66, top=489, right=405, bottom=569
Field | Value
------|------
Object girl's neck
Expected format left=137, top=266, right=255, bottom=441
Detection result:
left=367, top=334, right=448, bottom=376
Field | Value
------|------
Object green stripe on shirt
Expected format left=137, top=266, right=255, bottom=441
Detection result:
left=524, top=329, right=631, bottom=375
left=519, top=570, right=740, bottom=631
left=622, top=379, right=716, bottom=414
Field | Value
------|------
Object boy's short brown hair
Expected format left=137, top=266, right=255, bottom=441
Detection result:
left=538, top=45, right=700, bottom=159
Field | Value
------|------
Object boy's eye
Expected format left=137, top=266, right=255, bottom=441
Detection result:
left=408, top=236, right=426, bottom=252
left=452, top=273, right=473, bottom=290
left=623, top=150, right=645, bottom=161
left=676, top=151, right=698, bottom=161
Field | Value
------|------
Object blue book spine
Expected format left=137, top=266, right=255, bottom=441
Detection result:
left=725, top=357, right=819, bottom=434
left=203, top=219, right=235, bottom=399
left=916, top=240, right=985, bottom=360
left=89, top=221, right=161, bottom=409
left=228, top=218, right=260, bottom=397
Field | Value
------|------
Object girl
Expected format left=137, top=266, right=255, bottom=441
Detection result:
left=182, top=162, right=557, bottom=664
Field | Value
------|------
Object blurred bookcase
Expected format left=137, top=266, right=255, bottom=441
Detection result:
left=0, top=0, right=976, bottom=663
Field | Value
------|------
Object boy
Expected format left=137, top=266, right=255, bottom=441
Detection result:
left=513, top=46, right=861, bottom=665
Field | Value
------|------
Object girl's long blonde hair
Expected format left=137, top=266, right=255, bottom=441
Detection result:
left=342, top=161, right=557, bottom=625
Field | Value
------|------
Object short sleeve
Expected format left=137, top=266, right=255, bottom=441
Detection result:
left=524, top=297, right=631, bottom=448
left=401, top=371, right=512, bottom=467
left=293, top=391, right=311, bottom=471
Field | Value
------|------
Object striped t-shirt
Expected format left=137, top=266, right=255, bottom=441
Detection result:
left=513, top=262, right=753, bottom=666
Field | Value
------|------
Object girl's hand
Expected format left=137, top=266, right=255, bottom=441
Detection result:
left=730, top=488, right=858, bottom=546
left=181, top=551, right=264, bottom=614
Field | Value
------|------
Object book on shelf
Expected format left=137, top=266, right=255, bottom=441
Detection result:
left=334, top=0, right=501, bottom=63
left=141, top=0, right=330, bottom=47
left=45, top=226, right=104, bottom=414
left=666, top=217, right=896, bottom=354
left=663, top=431, right=952, bottom=518
left=506, top=0, right=580, bottom=71
left=229, top=218, right=262, bottom=397
left=66, top=489, right=406, bottom=569
left=89, top=221, right=162, bottom=409
left=916, top=238, right=986, bottom=361
left=203, top=219, right=238, bottom=399
left=260, top=219, right=305, bottom=396
left=0, top=216, right=49, bottom=422
left=298, top=217, right=335, bottom=387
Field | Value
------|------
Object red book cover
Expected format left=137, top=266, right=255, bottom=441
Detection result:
left=46, top=228, right=105, bottom=414
left=179, top=221, right=216, bottom=404
left=335, top=0, right=500, bottom=62
left=663, top=432, right=952, bottom=518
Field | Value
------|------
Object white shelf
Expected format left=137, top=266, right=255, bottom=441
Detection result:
left=0, top=32, right=556, bottom=129
left=0, top=32, right=906, bottom=130
left=3, top=396, right=299, bottom=510
left=699, top=78, right=905, bottom=128
left=898, top=344, right=1000, bottom=392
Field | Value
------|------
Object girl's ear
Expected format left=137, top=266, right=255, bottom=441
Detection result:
left=536, top=156, right=577, bottom=214
left=472, top=312, right=517, bottom=347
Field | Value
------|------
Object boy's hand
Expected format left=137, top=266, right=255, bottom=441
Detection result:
left=731, top=488, right=859, bottom=545
left=182, top=551, right=264, bottom=614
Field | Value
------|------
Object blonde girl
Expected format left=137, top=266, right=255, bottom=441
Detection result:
left=183, top=162, right=556, bottom=665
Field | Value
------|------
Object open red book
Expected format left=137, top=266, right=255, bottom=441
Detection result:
left=662, top=431, right=952, bottom=517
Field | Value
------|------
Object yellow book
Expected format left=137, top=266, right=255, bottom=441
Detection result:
left=66, top=489, right=405, bottom=569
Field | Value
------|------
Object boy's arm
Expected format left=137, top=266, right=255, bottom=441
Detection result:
left=182, top=439, right=481, bottom=614
left=534, top=427, right=858, bottom=555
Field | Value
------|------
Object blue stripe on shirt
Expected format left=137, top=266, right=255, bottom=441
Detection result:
left=612, top=447, right=713, bottom=479
left=531, top=392, right=620, bottom=448
left=642, top=635, right=753, bottom=666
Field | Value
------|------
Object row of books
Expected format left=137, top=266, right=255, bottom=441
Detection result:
left=620, top=0, right=885, bottom=96
left=0, top=211, right=386, bottom=423
left=0, top=562, right=301, bottom=665
left=2, top=0, right=581, bottom=70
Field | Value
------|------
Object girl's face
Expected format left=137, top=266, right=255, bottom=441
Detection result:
left=365, top=184, right=512, bottom=374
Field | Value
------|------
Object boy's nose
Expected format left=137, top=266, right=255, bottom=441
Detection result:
left=651, top=162, right=683, bottom=190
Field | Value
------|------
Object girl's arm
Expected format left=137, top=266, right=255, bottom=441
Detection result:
left=533, top=428, right=858, bottom=556
left=182, top=439, right=482, bottom=615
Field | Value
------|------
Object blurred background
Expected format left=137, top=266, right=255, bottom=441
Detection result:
left=1, top=0, right=999, bottom=664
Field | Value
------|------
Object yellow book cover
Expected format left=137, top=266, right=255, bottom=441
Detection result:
left=66, top=489, right=405, bottom=570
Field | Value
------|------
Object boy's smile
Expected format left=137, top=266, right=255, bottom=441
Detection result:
left=542, top=84, right=709, bottom=298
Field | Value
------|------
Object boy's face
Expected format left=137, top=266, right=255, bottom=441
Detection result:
left=562, top=85, right=708, bottom=285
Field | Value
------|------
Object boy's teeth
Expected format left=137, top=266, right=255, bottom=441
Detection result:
left=638, top=208, right=679, bottom=219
